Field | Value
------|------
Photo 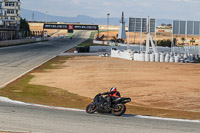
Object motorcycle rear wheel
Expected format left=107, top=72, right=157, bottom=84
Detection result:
left=86, top=103, right=97, bottom=114
left=111, top=104, right=126, bottom=116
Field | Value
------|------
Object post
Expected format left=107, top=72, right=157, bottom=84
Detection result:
left=46, top=11, right=48, bottom=23
left=146, top=16, right=150, bottom=53
left=140, top=18, right=143, bottom=52
left=199, top=33, right=200, bottom=56
left=148, top=16, right=151, bottom=35
left=134, top=18, right=136, bottom=44
left=107, top=13, right=110, bottom=42
left=155, top=19, right=157, bottom=53
left=97, top=26, right=99, bottom=40
left=171, top=20, right=174, bottom=54
left=42, top=26, right=44, bottom=39
left=185, top=21, right=188, bottom=55
left=127, top=17, right=130, bottom=49
left=199, top=22, right=200, bottom=56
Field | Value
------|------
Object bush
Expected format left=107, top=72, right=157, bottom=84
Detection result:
left=157, top=39, right=172, bottom=47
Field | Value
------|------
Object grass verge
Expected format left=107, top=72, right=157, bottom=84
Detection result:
left=0, top=56, right=200, bottom=120
left=78, top=31, right=105, bottom=47
left=0, top=56, right=91, bottom=109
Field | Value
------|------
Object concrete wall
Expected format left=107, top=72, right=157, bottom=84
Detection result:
left=90, top=46, right=141, bottom=52
left=0, top=38, right=45, bottom=47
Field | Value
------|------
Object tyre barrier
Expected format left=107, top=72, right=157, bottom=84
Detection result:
left=170, top=56, right=175, bottom=63
left=111, top=49, right=200, bottom=63
left=160, top=53, right=165, bottom=62
left=155, top=53, right=160, bottom=62
left=150, top=54, right=155, bottom=62
left=145, top=53, right=150, bottom=62
left=165, top=54, right=170, bottom=63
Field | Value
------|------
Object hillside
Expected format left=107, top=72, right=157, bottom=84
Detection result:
left=21, top=8, right=172, bottom=26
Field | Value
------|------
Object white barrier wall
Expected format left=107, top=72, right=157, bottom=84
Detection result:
left=111, top=49, right=133, bottom=60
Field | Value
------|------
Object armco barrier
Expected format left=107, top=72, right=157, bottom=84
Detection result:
left=0, top=38, right=45, bottom=47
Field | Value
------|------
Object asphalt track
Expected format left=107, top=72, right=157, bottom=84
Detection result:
left=0, top=31, right=200, bottom=133
left=0, top=97, right=199, bottom=133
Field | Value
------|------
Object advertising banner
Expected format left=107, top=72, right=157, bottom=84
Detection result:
left=73, top=25, right=98, bottom=30
left=43, top=24, right=68, bottom=29
left=173, top=20, right=200, bottom=35
left=129, top=17, right=155, bottom=33
left=44, top=24, right=98, bottom=31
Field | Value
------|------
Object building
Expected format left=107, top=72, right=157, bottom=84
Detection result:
left=0, top=1, right=3, bottom=25
left=0, top=0, right=21, bottom=30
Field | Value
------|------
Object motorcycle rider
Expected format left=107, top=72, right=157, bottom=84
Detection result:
left=98, top=87, right=121, bottom=108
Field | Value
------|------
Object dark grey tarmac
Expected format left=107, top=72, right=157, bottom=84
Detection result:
left=0, top=100, right=199, bottom=133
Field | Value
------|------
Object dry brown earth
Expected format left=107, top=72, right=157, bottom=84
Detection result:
left=30, top=56, right=200, bottom=113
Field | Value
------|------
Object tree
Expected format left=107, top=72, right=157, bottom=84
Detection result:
left=173, top=38, right=178, bottom=46
left=111, top=36, right=118, bottom=42
left=111, top=36, right=124, bottom=43
left=20, top=18, right=30, bottom=37
left=20, top=18, right=30, bottom=31
left=157, top=39, right=172, bottom=47
left=181, top=37, right=185, bottom=45
left=161, top=23, right=166, bottom=26
left=190, top=38, right=195, bottom=45
left=166, top=24, right=172, bottom=27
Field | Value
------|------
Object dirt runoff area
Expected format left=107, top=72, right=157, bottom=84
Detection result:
left=30, top=56, right=200, bottom=113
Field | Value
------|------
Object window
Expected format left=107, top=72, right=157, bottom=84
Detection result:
left=10, top=16, right=15, bottom=20
left=5, top=2, right=15, bottom=7
left=7, top=9, right=15, bottom=14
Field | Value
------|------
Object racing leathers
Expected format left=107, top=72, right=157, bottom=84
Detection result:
left=100, top=91, right=121, bottom=107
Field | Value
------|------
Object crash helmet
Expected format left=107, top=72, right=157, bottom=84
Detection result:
left=110, top=87, right=117, bottom=92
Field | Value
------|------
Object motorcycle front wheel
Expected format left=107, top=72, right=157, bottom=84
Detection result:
left=111, top=104, right=126, bottom=116
left=86, top=103, right=97, bottom=114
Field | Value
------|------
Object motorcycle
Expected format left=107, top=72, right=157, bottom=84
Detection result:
left=86, top=94, right=131, bottom=116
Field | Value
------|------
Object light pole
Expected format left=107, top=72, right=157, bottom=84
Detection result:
left=45, top=11, right=48, bottom=23
left=107, top=13, right=110, bottom=41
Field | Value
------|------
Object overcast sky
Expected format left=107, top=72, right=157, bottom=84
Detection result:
left=21, top=0, right=200, bottom=20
